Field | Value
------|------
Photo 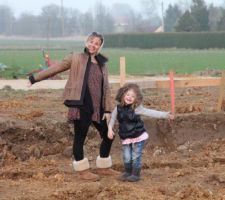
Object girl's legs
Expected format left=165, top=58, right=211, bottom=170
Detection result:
left=132, top=140, right=145, bottom=169
left=121, top=144, right=132, bottom=181
left=126, top=140, right=145, bottom=182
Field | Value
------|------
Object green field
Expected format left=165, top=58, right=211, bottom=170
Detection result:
left=0, top=39, right=225, bottom=78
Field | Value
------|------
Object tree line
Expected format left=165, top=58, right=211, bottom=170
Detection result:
left=0, top=0, right=225, bottom=37
left=165, top=0, right=225, bottom=32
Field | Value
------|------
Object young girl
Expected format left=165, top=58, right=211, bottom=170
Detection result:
left=108, top=83, right=174, bottom=182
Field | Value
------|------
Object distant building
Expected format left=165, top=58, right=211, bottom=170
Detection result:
left=113, top=16, right=129, bottom=33
left=154, top=25, right=164, bottom=33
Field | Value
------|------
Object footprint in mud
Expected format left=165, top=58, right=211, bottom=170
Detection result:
left=0, top=170, right=34, bottom=180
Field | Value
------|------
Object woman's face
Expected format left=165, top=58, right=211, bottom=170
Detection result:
left=124, top=89, right=136, bottom=105
left=86, top=36, right=102, bottom=55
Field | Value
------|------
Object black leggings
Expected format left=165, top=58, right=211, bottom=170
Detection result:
left=73, top=119, right=113, bottom=161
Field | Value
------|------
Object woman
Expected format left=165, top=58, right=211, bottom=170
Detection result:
left=28, top=32, right=119, bottom=181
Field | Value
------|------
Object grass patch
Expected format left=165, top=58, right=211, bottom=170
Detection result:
left=0, top=45, right=225, bottom=78
left=105, top=48, right=225, bottom=75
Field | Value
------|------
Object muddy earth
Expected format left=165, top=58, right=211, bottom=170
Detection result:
left=0, top=84, right=225, bottom=200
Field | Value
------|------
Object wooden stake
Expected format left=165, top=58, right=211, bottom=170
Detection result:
left=169, top=70, right=175, bottom=114
left=120, top=57, right=126, bottom=86
left=217, top=71, right=225, bottom=112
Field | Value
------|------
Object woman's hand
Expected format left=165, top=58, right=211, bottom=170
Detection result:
left=102, top=113, right=111, bottom=124
left=27, top=80, right=32, bottom=88
left=108, top=128, right=115, bottom=140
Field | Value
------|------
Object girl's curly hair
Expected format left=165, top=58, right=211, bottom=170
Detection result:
left=115, top=83, right=143, bottom=108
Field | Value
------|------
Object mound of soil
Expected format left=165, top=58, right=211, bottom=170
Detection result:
left=1, top=87, right=225, bottom=199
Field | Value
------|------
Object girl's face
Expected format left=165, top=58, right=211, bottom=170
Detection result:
left=124, top=89, right=136, bottom=105
left=86, top=36, right=102, bottom=55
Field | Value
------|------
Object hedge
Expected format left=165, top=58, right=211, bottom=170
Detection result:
left=104, top=32, right=225, bottom=49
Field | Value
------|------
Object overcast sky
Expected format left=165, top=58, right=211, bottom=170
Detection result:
left=2, top=0, right=224, bottom=16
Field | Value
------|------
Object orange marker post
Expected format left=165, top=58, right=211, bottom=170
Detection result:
left=169, top=70, right=175, bottom=115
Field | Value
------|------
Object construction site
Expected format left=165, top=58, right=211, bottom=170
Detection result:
left=1, top=72, right=225, bottom=199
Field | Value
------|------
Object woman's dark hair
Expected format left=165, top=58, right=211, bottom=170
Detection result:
left=88, top=32, right=104, bottom=44
left=115, top=83, right=143, bottom=108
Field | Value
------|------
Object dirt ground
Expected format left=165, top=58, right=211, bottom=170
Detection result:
left=1, top=81, right=225, bottom=200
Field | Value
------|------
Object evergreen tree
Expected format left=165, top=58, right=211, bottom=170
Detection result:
left=175, top=10, right=200, bottom=32
left=191, top=0, right=209, bottom=31
left=164, top=4, right=182, bottom=32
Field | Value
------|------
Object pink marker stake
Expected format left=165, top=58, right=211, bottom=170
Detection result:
left=169, top=70, right=175, bottom=114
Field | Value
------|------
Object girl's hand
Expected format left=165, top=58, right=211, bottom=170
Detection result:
left=168, top=113, right=175, bottom=120
left=102, top=113, right=111, bottom=124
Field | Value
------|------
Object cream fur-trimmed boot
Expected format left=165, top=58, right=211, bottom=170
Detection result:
left=73, top=158, right=100, bottom=181
left=95, top=156, right=120, bottom=176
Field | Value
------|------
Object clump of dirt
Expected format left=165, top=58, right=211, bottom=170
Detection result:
left=1, top=87, right=225, bottom=199
left=195, top=69, right=222, bottom=77
left=15, top=110, right=44, bottom=120
left=0, top=100, right=23, bottom=109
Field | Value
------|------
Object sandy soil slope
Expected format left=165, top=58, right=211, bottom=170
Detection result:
left=0, top=83, right=225, bottom=200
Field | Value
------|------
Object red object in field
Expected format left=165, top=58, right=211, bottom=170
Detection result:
left=43, top=52, right=57, bottom=79
left=169, top=70, right=175, bottom=114
left=45, top=54, right=52, bottom=67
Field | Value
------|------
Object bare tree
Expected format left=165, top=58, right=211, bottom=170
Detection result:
left=40, top=4, right=62, bottom=37
left=208, top=4, right=223, bottom=31
left=140, top=0, right=159, bottom=19
left=14, top=13, right=39, bottom=36
left=217, top=8, right=225, bottom=31
left=139, top=0, right=161, bottom=31
left=94, top=1, right=114, bottom=33
left=0, top=5, right=14, bottom=35
left=79, top=12, right=94, bottom=35
left=66, top=8, right=81, bottom=35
